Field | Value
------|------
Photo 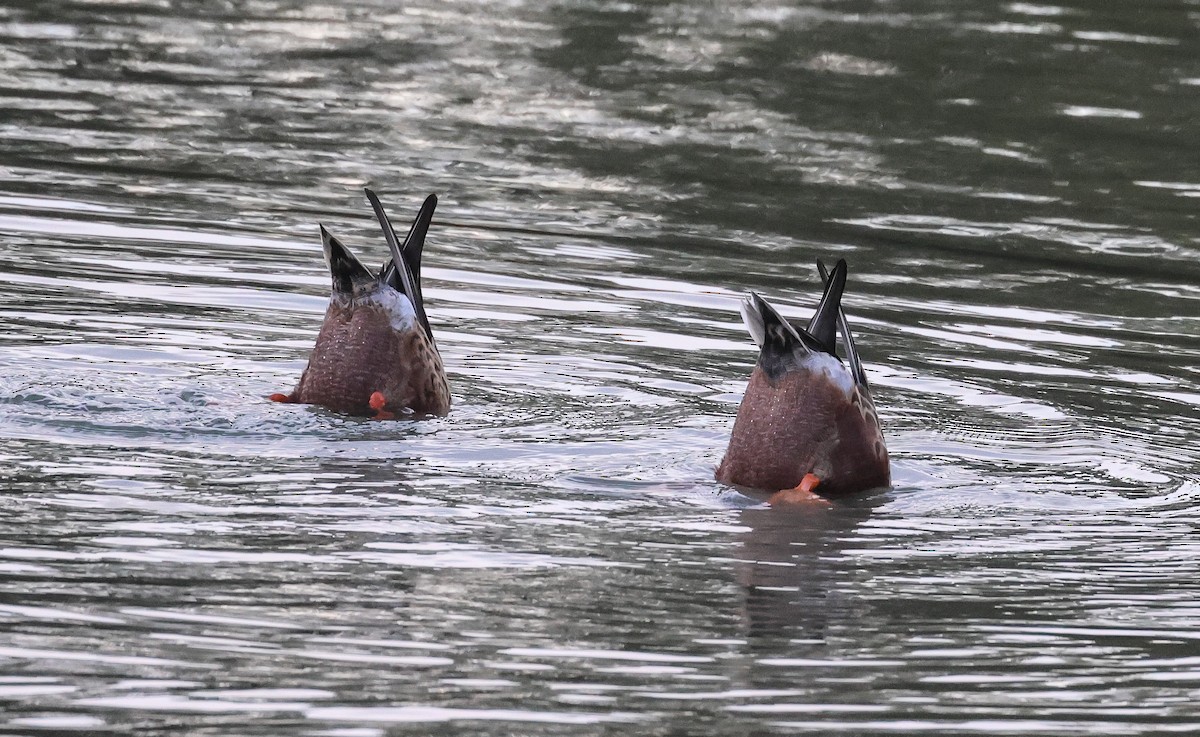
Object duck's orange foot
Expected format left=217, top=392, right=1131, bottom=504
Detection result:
left=768, top=473, right=829, bottom=507
left=269, top=393, right=292, bottom=403
left=369, top=391, right=395, bottom=420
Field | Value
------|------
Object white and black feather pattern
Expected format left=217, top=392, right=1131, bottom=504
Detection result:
left=742, top=292, right=806, bottom=352
left=739, top=295, right=766, bottom=349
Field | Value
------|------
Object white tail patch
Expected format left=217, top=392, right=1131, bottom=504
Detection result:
left=802, top=350, right=856, bottom=397
left=368, top=284, right=417, bottom=332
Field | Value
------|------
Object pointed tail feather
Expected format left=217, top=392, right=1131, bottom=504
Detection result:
left=365, top=188, right=417, bottom=298
left=743, top=291, right=820, bottom=351
left=402, top=194, right=436, bottom=287
left=741, top=292, right=779, bottom=350
left=805, top=258, right=845, bottom=356
left=320, top=224, right=375, bottom=296
left=740, top=294, right=766, bottom=350
left=817, top=258, right=868, bottom=387
left=364, top=189, right=436, bottom=339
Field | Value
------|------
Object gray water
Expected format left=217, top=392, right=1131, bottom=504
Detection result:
left=1, top=0, right=1199, bottom=734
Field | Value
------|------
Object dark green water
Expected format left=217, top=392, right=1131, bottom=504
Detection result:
left=1, top=1, right=1198, bottom=734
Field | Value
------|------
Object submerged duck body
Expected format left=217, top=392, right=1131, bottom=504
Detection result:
left=716, top=259, right=889, bottom=498
left=273, top=189, right=450, bottom=418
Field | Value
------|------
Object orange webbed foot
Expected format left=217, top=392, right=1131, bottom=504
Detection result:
left=768, top=473, right=830, bottom=507
left=369, top=391, right=395, bottom=420
left=269, top=393, right=292, bottom=403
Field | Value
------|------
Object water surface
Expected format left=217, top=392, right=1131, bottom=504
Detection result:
left=1, top=0, right=1199, bottom=734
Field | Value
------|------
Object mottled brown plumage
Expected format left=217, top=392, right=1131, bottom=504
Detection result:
left=273, top=190, right=450, bottom=419
left=716, top=259, right=889, bottom=497
left=287, top=291, right=450, bottom=417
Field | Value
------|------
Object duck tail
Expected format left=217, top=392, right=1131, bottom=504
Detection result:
left=739, top=261, right=849, bottom=374
left=320, top=224, right=375, bottom=296
left=743, top=292, right=832, bottom=379
left=816, top=258, right=868, bottom=387
left=742, top=291, right=810, bottom=352
left=365, top=188, right=436, bottom=339
left=805, top=258, right=846, bottom=356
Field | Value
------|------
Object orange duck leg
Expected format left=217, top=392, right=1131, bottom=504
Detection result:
left=768, top=473, right=830, bottom=507
left=369, top=391, right=395, bottom=420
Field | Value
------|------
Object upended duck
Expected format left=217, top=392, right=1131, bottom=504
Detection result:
left=716, top=259, right=889, bottom=502
left=271, top=189, right=450, bottom=419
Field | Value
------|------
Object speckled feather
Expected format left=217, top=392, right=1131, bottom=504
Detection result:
left=288, top=291, right=450, bottom=417
left=715, top=361, right=888, bottom=495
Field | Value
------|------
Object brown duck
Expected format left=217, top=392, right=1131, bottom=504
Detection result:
left=271, top=189, right=450, bottom=419
left=716, top=259, right=889, bottom=502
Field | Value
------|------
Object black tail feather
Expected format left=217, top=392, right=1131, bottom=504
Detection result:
left=320, top=224, right=375, bottom=296
left=364, top=188, right=436, bottom=340
left=804, top=257, right=845, bottom=356
left=402, top=194, right=436, bottom=289
left=817, top=258, right=868, bottom=387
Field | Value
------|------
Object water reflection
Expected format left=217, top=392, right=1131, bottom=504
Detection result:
left=736, top=496, right=881, bottom=643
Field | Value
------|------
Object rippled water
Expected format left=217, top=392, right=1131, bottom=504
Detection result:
left=1, top=0, right=1199, bottom=734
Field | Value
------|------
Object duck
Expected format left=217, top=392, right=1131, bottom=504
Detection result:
left=715, top=258, right=889, bottom=502
left=270, top=189, right=450, bottom=419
